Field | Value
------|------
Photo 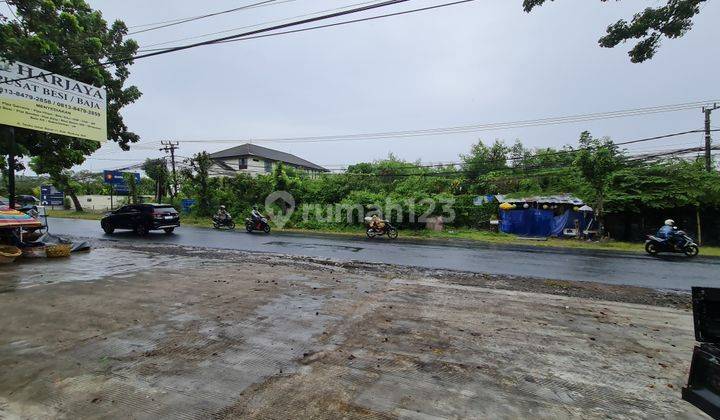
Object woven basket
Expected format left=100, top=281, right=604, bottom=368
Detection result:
left=46, top=243, right=72, bottom=258
left=0, top=245, right=22, bottom=264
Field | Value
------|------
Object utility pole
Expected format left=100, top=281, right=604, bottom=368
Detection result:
left=160, top=141, right=179, bottom=197
left=695, top=103, right=719, bottom=246
left=703, top=103, right=719, bottom=172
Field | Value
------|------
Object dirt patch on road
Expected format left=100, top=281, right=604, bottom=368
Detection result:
left=0, top=244, right=705, bottom=419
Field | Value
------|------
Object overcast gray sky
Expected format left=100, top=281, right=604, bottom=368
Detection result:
left=46, top=0, right=720, bottom=173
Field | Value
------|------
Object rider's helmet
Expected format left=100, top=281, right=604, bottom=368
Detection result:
left=664, top=219, right=675, bottom=226
left=253, top=206, right=258, bottom=210
left=220, top=205, right=226, bottom=210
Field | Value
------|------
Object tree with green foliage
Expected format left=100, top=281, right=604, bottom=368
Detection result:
left=523, top=0, right=706, bottom=62
left=461, top=140, right=509, bottom=193
left=1, top=0, right=141, bottom=209
left=607, top=160, right=720, bottom=212
left=72, top=170, right=105, bottom=195
left=121, top=172, right=138, bottom=205
left=271, top=161, right=293, bottom=212
left=142, top=158, right=170, bottom=203
left=272, top=162, right=290, bottom=191
left=573, top=131, right=624, bottom=234
left=181, top=152, right=213, bottom=216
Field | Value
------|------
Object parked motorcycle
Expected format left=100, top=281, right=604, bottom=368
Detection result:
left=212, top=215, right=235, bottom=230
left=645, top=230, right=699, bottom=257
left=366, top=221, right=398, bottom=239
left=245, top=217, right=271, bottom=234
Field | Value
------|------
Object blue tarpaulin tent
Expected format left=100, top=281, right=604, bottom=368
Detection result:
left=500, top=209, right=592, bottom=238
left=496, top=194, right=591, bottom=237
left=550, top=209, right=590, bottom=236
left=500, top=209, right=554, bottom=237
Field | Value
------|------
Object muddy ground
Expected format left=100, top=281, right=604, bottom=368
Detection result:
left=0, top=241, right=707, bottom=419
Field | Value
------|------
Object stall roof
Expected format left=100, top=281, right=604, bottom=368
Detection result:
left=495, top=194, right=584, bottom=205
left=0, top=209, right=42, bottom=229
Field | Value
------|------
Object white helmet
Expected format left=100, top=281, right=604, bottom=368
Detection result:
left=664, top=219, right=675, bottom=226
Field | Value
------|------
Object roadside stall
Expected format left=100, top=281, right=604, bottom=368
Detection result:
left=0, top=209, right=43, bottom=263
left=496, top=194, right=596, bottom=238
left=0, top=209, right=43, bottom=239
left=0, top=208, right=80, bottom=261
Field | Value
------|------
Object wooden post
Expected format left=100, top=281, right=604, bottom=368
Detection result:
left=7, top=126, right=16, bottom=209
left=696, top=207, right=702, bottom=246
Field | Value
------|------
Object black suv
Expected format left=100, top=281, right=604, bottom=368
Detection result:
left=101, top=204, right=180, bottom=235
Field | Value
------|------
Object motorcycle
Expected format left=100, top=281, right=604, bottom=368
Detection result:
left=245, top=217, right=271, bottom=234
left=366, top=220, right=398, bottom=239
left=212, top=215, right=235, bottom=230
left=645, top=230, right=699, bottom=257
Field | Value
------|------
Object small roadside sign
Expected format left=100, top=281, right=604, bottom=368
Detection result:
left=103, top=170, right=139, bottom=185
left=40, top=185, right=64, bottom=206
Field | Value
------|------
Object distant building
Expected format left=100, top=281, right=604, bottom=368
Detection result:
left=67, top=195, right=154, bottom=211
left=207, top=143, right=329, bottom=177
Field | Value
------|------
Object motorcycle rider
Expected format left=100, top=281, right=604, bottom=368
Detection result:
left=215, top=205, right=231, bottom=222
left=369, top=214, right=385, bottom=232
left=251, top=206, right=265, bottom=225
left=657, top=219, right=684, bottom=250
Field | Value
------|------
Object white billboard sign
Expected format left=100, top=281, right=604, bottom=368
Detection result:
left=0, top=60, right=107, bottom=142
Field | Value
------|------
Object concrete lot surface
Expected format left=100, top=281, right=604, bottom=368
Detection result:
left=0, top=244, right=708, bottom=419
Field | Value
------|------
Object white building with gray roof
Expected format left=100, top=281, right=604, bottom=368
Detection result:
left=207, top=143, right=329, bottom=177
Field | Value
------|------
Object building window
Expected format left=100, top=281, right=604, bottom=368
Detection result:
left=264, top=160, right=273, bottom=173
left=238, top=157, right=247, bottom=169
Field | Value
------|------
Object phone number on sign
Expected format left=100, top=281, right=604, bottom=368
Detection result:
left=1, top=87, right=101, bottom=117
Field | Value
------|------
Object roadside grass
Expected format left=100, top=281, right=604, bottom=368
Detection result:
left=47, top=209, right=720, bottom=257
left=47, top=209, right=104, bottom=220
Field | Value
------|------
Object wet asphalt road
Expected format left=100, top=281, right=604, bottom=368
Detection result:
left=47, top=218, right=720, bottom=291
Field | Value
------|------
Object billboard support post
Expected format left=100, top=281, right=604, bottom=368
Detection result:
left=7, top=126, right=16, bottom=209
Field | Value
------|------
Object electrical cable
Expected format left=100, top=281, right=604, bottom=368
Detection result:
left=128, top=0, right=280, bottom=35
left=127, top=0, right=297, bottom=29
left=136, top=0, right=385, bottom=50
left=0, top=0, right=420, bottom=86
left=138, top=0, right=476, bottom=52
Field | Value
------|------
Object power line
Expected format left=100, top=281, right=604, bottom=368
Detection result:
left=3, top=1, right=17, bottom=20
left=128, top=0, right=280, bottom=35
left=83, top=129, right=717, bottom=173
left=172, top=106, right=719, bottom=145
left=87, top=127, right=712, bottom=177
left=138, top=0, right=476, bottom=52
left=328, top=132, right=719, bottom=175
left=333, top=148, right=718, bottom=179
left=127, top=0, right=466, bottom=63
left=137, top=0, right=385, bottom=50
left=215, top=0, right=475, bottom=47
left=83, top=143, right=714, bottom=177
left=186, top=130, right=718, bottom=177
left=0, top=0, right=421, bottom=86
left=127, top=0, right=297, bottom=29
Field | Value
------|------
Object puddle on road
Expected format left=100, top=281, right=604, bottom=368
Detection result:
left=0, top=248, right=199, bottom=292
left=265, top=241, right=363, bottom=253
